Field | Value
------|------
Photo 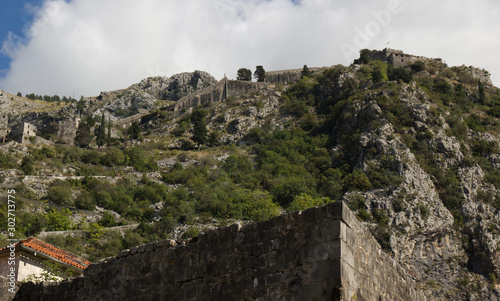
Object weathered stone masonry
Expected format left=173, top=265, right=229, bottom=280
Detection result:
left=13, top=202, right=426, bottom=301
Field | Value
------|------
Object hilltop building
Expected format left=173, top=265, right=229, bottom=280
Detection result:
left=0, top=237, right=91, bottom=282
left=355, top=48, right=493, bottom=85
left=355, top=48, right=443, bottom=67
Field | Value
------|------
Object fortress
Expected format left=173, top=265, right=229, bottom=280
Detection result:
left=11, top=202, right=426, bottom=301
left=357, top=48, right=493, bottom=85
left=357, top=48, right=443, bottom=67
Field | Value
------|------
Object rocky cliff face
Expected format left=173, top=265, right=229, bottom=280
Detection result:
left=160, top=63, right=500, bottom=299
left=319, top=71, right=500, bottom=299
left=95, top=71, right=218, bottom=120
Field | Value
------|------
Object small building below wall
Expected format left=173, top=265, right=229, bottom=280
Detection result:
left=10, top=123, right=36, bottom=144
left=0, top=237, right=91, bottom=283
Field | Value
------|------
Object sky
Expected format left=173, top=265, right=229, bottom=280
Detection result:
left=0, top=0, right=499, bottom=97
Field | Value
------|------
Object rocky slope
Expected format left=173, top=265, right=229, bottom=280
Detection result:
left=94, top=70, right=217, bottom=120
left=1, top=54, right=499, bottom=299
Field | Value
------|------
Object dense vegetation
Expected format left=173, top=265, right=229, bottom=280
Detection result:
left=1, top=56, right=499, bottom=272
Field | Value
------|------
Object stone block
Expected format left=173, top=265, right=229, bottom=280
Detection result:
left=266, top=272, right=283, bottom=286
left=301, top=206, right=323, bottom=225
left=296, top=282, right=324, bottom=300
left=257, top=218, right=274, bottom=232
left=311, top=259, right=340, bottom=282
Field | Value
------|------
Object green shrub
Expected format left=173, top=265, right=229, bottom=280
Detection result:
left=235, top=190, right=281, bottom=221
left=46, top=208, right=72, bottom=231
left=287, top=193, right=333, bottom=212
left=99, top=211, right=117, bottom=227
left=102, top=147, right=125, bottom=166
left=343, top=169, right=372, bottom=191
left=418, top=204, right=429, bottom=218
left=0, top=152, right=17, bottom=169
left=75, top=191, right=96, bottom=210
left=181, top=226, right=200, bottom=240
left=357, top=208, right=371, bottom=221
left=47, top=185, right=73, bottom=205
left=21, top=155, right=35, bottom=175
left=372, top=208, right=390, bottom=226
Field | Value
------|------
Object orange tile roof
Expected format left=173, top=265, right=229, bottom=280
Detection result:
left=0, top=237, right=92, bottom=270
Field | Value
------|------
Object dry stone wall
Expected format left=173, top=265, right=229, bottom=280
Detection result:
left=13, top=202, right=426, bottom=301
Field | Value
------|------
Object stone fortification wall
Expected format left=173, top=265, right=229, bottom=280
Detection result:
left=174, top=79, right=226, bottom=113
left=114, top=112, right=148, bottom=129
left=174, top=79, right=267, bottom=114
left=265, top=67, right=328, bottom=85
left=174, top=67, right=332, bottom=114
left=226, top=80, right=266, bottom=98
left=13, top=202, right=426, bottom=301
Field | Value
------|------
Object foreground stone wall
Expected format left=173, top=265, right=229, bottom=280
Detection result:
left=14, top=202, right=426, bottom=301
left=0, top=276, right=20, bottom=301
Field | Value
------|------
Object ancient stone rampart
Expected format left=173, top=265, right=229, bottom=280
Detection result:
left=114, top=112, right=148, bottom=129
left=174, top=79, right=226, bottom=113
left=265, top=67, right=328, bottom=85
left=173, top=78, right=268, bottom=114
left=173, top=68, right=333, bottom=114
left=13, top=202, right=426, bottom=301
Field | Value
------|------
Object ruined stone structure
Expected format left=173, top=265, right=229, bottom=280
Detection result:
left=10, top=122, right=36, bottom=144
left=58, top=117, right=80, bottom=145
left=174, top=77, right=268, bottom=114
left=470, top=66, right=493, bottom=85
left=13, top=202, right=426, bottom=301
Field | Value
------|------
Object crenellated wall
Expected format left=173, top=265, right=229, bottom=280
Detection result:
left=13, top=202, right=426, bottom=301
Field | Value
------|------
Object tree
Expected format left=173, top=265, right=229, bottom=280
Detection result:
left=96, top=112, right=106, bottom=148
left=47, top=181, right=73, bottom=205
left=128, top=121, right=141, bottom=140
left=76, top=99, right=86, bottom=116
left=16, top=92, right=22, bottom=97
left=102, top=147, right=125, bottom=167
left=75, top=122, right=92, bottom=148
left=191, top=108, right=208, bottom=147
left=237, top=68, right=252, bottom=81
left=371, top=61, right=388, bottom=83
left=301, top=65, right=311, bottom=78
left=21, top=156, right=35, bottom=175
left=478, top=80, right=486, bottom=105
left=46, top=208, right=72, bottom=231
left=254, top=65, right=266, bottom=82
left=357, top=49, right=372, bottom=64
left=107, top=117, right=112, bottom=146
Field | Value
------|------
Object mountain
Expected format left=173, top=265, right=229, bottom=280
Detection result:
left=0, top=49, right=499, bottom=300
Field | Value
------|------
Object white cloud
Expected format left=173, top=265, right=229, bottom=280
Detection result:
left=0, top=0, right=499, bottom=97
